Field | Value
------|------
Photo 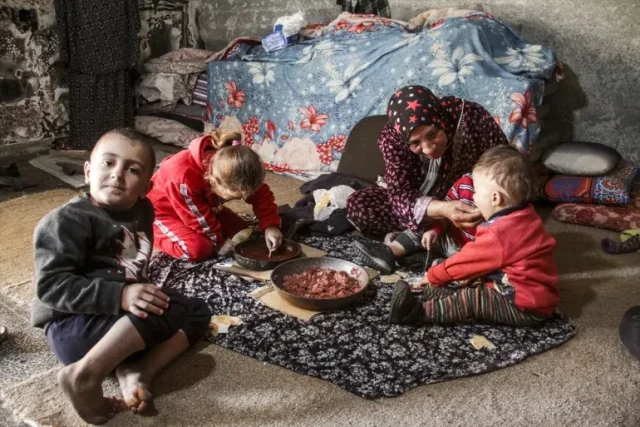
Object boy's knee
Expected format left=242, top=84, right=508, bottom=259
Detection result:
left=163, top=289, right=211, bottom=323
left=180, top=296, right=211, bottom=345
left=190, top=298, right=212, bottom=327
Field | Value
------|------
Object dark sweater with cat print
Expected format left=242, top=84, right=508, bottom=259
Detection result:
left=31, top=194, right=154, bottom=328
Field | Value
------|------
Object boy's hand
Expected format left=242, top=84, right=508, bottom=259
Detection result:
left=421, top=230, right=438, bottom=250
left=121, top=284, right=170, bottom=318
left=264, top=227, right=283, bottom=252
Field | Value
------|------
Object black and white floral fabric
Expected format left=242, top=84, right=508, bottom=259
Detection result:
left=150, top=233, right=576, bottom=399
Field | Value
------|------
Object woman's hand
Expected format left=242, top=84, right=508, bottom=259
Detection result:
left=264, top=227, right=283, bottom=252
left=443, top=200, right=482, bottom=228
left=421, top=230, right=438, bottom=250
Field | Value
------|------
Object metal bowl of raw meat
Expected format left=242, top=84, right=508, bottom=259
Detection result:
left=269, top=257, right=370, bottom=311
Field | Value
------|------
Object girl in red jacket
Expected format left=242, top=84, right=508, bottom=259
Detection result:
left=148, top=130, right=282, bottom=262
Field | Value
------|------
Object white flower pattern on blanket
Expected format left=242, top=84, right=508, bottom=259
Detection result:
left=495, top=44, right=546, bottom=71
left=273, top=137, right=324, bottom=171
left=428, top=46, right=483, bottom=87
left=248, top=62, right=276, bottom=86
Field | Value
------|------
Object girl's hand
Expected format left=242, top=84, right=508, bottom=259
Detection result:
left=264, top=227, right=283, bottom=251
left=217, top=239, right=236, bottom=256
left=421, top=230, right=438, bottom=250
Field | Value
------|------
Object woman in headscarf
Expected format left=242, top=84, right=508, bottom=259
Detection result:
left=347, top=85, right=508, bottom=273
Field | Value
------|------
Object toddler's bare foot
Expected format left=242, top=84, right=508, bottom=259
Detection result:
left=57, top=364, right=119, bottom=425
left=116, top=364, right=152, bottom=413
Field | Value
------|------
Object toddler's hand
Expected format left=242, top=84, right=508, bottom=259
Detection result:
left=459, top=279, right=473, bottom=287
left=264, top=227, right=283, bottom=252
left=421, top=229, right=438, bottom=250
left=121, top=283, right=170, bottom=318
left=415, top=275, right=431, bottom=288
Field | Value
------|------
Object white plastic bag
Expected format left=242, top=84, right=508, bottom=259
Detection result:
left=274, top=11, right=305, bottom=39
left=312, top=185, right=355, bottom=221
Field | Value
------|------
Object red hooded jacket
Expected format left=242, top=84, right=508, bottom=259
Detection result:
left=148, top=135, right=280, bottom=249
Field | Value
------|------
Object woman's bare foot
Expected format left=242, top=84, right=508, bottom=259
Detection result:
left=57, top=363, right=119, bottom=425
left=115, top=364, right=152, bottom=413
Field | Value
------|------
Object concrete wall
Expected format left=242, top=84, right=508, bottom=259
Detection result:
left=2, top=0, right=637, bottom=158
left=194, top=0, right=640, bottom=160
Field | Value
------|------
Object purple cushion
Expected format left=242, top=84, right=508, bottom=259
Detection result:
left=544, top=161, right=639, bottom=205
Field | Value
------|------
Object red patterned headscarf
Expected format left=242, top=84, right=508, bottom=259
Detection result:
left=385, top=85, right=508, bottom=200
left=386, top=85, right=462, bottom=143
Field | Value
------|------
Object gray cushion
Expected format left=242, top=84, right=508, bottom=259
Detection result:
left=541, top=142, right=621, bottom=176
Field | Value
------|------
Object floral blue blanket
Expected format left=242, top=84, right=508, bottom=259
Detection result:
left=207, top=9, right=560, bottom=179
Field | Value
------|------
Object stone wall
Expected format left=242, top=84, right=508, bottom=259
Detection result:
left=0, top=1, right=67, bottom=147
left=0, top=0, right=189, bottom=148
left=3, top=0, right=638, bottom=159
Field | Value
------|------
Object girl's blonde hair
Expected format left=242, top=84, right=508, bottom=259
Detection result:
left=207, top=143, right=265, bottom=199
left=209, top=129, right=242, bottom=150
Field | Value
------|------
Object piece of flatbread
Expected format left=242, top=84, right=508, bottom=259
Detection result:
left=209, top=315, right=243, bottom=336
left=380, top=274, right=402, bottom=283
left=470, top=334, right=497, bottom=351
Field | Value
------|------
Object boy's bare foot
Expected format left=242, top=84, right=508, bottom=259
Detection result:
left=57, top=363, right=119, bottom=425
left=115, top=364, right=152, bottom=413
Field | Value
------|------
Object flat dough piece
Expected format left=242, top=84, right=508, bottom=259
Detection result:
left=470, top=335, right=497, bottom=351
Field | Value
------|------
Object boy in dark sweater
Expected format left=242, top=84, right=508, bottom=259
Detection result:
left=32, top=129, right=211, bottom=424
left=390, top=145, right=559, bottom=327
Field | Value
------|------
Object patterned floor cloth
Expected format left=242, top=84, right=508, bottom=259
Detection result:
left=149, top=233, right=577, bottom=399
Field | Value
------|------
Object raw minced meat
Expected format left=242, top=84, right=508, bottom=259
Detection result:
left=282, top=268, right=363, bottom=299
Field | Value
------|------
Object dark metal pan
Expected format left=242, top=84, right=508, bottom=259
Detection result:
left=232, top=219, right=306, bottom=271
left=269, top=257, right=370, bottom=311
left=234, top=238, right=302, bottom=271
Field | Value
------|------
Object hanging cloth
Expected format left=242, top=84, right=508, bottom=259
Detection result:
left=336, top=0, right=391, bottom=18
left=54, top=0, right=139, bottom=149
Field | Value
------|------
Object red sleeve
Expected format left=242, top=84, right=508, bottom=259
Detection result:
left=165, top=180, right=224, bottom=247
left=427, top=227, right=503, bottom=286
left=430, top=219, right=447, bottom=237
left=246, top=183, right=281, bottom=231
left=378, top=125, right=425, bottom=231
left=445, top=173, right=475, bottom=204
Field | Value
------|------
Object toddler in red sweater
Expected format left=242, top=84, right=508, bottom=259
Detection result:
left=390, top=145, right=559, bottom=326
